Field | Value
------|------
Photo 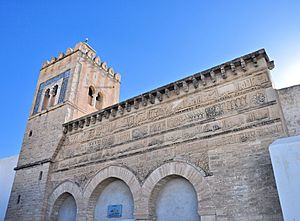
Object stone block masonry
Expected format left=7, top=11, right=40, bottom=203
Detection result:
left=6, top=44, right=290, bottom=221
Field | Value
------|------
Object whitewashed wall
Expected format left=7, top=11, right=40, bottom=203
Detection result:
left=94, top=180, right=134, bottom=221
left=57, top=195, right=77, bottom=221
left=269, top=135, right=300, bottom=221
left=156, top=178, right=200, bottom=221
left=0, top=155, right=18, bottom=221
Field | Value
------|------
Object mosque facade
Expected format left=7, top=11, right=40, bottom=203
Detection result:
left=5, top=42, right=300, bottom=221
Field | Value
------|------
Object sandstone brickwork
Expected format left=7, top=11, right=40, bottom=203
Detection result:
left=278, top=85, right=300, bottom=136
left=6, top=45, right=290, bottom=221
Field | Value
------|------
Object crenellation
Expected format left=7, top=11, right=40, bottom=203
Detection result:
left=134, top=99, right=139, bottom=109
left=50, top=57, right=56, bottom=63
left=40, top=42, right=121, bottom=84
left=62, top=50, right=272, bottom=133
left=164, top=88, right=171, bottom=97
left=42, top=60, right=50, bottom=68
left=65, top=47, right=73, bottom=55
left=57, top=52, right=64, bottom=59
left=149, top=93, right=155, bottom=104
left=252, top=55, right=258, bottom=67
left=200, top=73, right=207, bottom=85
left=118, top=105, right=124, bottom=115
left=156, top=91, right=163, bottom=101
left=220, top=66, right=226, bottom=79
left=173, top=83, right=180, bottom=95
left=240, top=58, right=247, bottom=71
left=210, top=70, right=216, bottom=83
left=91, top=114, right=97, bottom=124
left=101, top=61, right=108, bottom=71
left=192, top=76, right=199, bottom=88
left=104, top=110, right=110, bottom=119
left=108, top=67, right=114, bottom=76
left=125, top=102, right=131, bottom=112
left=94, top=56, right=101, bottom=65
left=230, top=62, right=236, bottom=73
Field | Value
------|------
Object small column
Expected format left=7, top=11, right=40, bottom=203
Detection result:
left=92, top=94, right=97, bottom=107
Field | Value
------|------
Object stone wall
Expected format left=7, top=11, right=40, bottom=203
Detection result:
left=6, top=47, right=289, bottom=220
left=277, top=85, right=300, bottom=136
left=47, top=50, right=285, bottom=220
left=5, top=162, right=51, bottom=221
left=5, top=42, right=121, bottom=221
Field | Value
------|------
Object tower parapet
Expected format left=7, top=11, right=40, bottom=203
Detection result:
left=41, top=42, right=121, bottom=82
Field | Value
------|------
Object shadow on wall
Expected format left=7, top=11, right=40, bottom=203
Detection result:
left=0, top=155, right=18, bottom=221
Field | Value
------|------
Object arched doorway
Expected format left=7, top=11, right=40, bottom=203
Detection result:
left=93, top=179, right=135, bottom=221
left=142, top=162, right=216, bottom=220
left=51, top=193, right=77, bottom=221
left=154, top=176, right=200, bottom=221
left=83, top=165, right=140, bottom=221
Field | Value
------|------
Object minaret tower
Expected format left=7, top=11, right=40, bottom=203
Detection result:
left=5, top=42, right=121, bottom=220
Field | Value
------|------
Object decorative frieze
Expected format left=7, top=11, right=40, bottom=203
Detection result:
left=63, top=49, right=273, bottom=132
left=57, top=119, right=283, bottom=171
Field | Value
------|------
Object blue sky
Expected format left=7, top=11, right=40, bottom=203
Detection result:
left=0, top=0, right=300, bottom=158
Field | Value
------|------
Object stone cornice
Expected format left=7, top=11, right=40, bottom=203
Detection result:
left=15, top=158, right=52, bottom=171
left=63, top=49, right=274, bottom=133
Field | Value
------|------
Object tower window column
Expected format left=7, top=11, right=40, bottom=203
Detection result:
left=95, top=92, right=103, bottom=110
left=88, top=86, right=95, bottom=106
left=49, top=85, right=58, bottom=107
left=42, top=89, right=50, bottom=111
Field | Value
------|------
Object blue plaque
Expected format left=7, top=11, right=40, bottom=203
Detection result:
left=107, top=204, right=122, bottom=218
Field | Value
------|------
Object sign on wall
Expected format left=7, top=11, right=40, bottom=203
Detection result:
left=107, top=205, right=122, bottom=218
